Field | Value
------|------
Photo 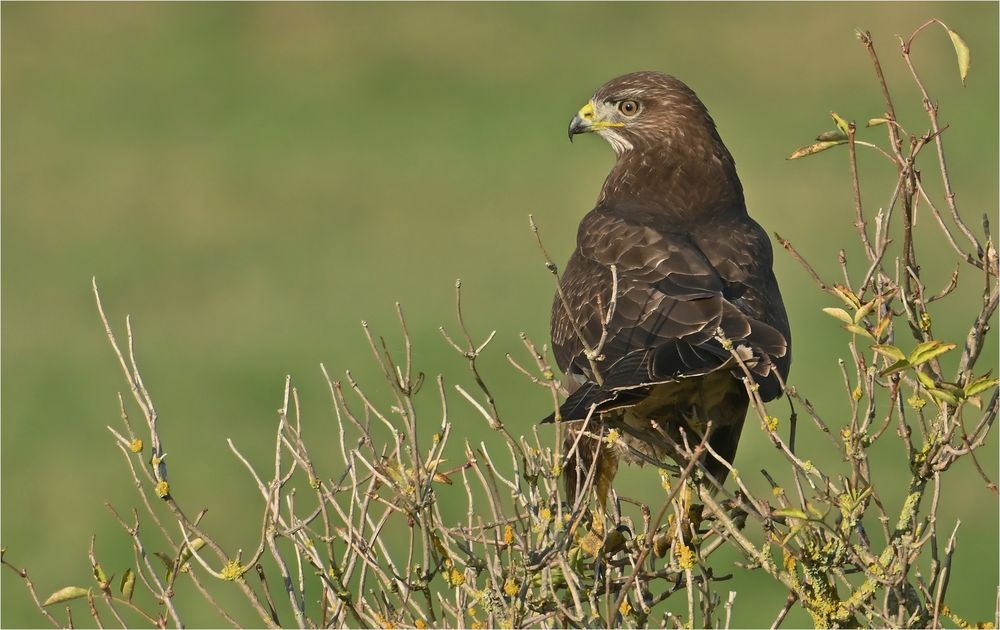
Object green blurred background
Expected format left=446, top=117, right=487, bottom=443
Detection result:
left=3, top=3, right=997, bottom=627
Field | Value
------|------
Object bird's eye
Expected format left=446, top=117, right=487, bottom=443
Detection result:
left=618, top=100, right=640, bottom=117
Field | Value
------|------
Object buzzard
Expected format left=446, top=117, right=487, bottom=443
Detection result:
left=543, top=71, right=791, bottom=505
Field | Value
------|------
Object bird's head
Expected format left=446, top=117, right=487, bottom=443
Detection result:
left=568, top=71, right=714, bottom=156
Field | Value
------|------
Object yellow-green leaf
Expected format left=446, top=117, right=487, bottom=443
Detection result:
left=833, top=284, right=862, bottom=309
left=927, top=388, right=960, bottom=405
left=916, top=370, right=936, bottom=389
left=908, top=341, right=956, bottom=366
left=872, top=344, right=906, bottom=362
left=822, top=307, right=853, bottom=325
left=153, top=551, right=173, bottom=571
left=947, top=28, right=971, bottom=86
left=875, top=313, right=892, bottom=338
left=120, top=569, right=135, bottom=602
left=92, top=563, right=108, bottom=586
left=965, top=376, right=999, bottom=397
left=830, top=111, right=851, bottom=135
left=843, top=324, right=874, bottom=340
left=879, top=359, right=911, bottom=377
left=867, top=118, right=889, bottom=127
left=773, top=507, right=808, bottom=520
left=787, top=140, right=845, bottom=160
left=816, top=130, right=849, bottom=142
left=43, top=586, right=89, bottom=606
left=178, top=537, right=206, bottom=567
left=855, top=298, right=879, bottom=323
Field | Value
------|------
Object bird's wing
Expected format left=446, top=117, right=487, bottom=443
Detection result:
left=547, top=209, right=787, bottom=422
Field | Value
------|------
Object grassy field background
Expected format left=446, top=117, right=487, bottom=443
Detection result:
left=3, top=3, right=997, bottom=627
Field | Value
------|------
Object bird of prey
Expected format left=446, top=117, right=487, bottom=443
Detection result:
left=543, top=71, right=791, bottom=507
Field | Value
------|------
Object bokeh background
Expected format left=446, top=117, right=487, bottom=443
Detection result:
left=3, top=3, right=997, bottom=627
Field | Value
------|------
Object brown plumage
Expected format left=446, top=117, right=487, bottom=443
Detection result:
left=543, top=71, right=791, bottom=504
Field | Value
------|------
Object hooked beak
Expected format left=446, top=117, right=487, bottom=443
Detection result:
left=568, top=101, right=596, bottom=142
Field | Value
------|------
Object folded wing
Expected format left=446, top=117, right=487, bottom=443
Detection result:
left=545, top=208, right=788, bottom=423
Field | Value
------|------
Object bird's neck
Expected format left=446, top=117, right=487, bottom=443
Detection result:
left=598, top=135, right=745, bottom=220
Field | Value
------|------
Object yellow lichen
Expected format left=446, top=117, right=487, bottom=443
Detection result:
left=414, top=619, right=427, bottom=629
left=503, top=577, right=519, bottom=597
left=605, top=429, right=620, bottom=445
left=503, top=524, right=514, bottom=546
left=619, top=599, right=632, bottom=616
left=129, top=439, right=143, bottom=453
left=579, top=529, right=604, bottom=557
left=675, top=542, right=697, bottom=570
left=659, top=469, right=672, bottom=492
left=920, top=312, right=932, bottom=332
left=154, top=480, right=170, bottom=498
left=783, top=549, right=797, bottom=572
left=220, top=559, right=244, bottom=581
left=446, top=568, right=465, bottom=587
left=763, top=416, right=779, bottom=432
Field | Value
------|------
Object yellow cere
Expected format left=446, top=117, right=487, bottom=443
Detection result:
left=578, top=101, right=625, bottom=129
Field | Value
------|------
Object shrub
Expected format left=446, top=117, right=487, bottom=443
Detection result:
left=4, top=18, right=996, bottom=629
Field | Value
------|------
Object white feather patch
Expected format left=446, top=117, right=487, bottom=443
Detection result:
left=596, top=128, right=634, bottom=155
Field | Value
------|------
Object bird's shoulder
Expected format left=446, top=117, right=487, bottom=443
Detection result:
left=572, top=205, right=771, bottom=289
left=574, top=207, right=719, bottom=282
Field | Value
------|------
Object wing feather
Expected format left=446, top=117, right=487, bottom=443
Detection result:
left=548, top=207, right=788, bottom=422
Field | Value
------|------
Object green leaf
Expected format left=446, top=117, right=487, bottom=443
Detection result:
left=153, top=551, right=173, bottom=571
left=965, top=376, right=999, bottom=397
left=947, top=28, right=971, bottom=86
left=854, top=298, right=879, bottom=323
left=92, top=563, right=108, bottom=586
left=787, top=140, right=846, bottom=160
left=822, top=307, right=853, bottom=325
left=832, top=284, right=862, bottom=309
left=908, top=341, right=956, bottom=366
left=178, top=537, right=206, bottom=567
left=872, top=344, right=906, bottom=362
left=843, top=324, right=874, bottom=340
left=879, top=359, right=911, bottom=377
left=120, top=569, right=135, bottom=602
left=43, top=586, right=89, bottom=606
left=867, top=118, right=889, bottom=127
left=830, top=111, right=851, bottom=135
left=875, top=313, right=892, bottom=338
left=916, top=370, right=936, bottom=389
left=816, top=130, right=849, bottom=142
left=773, top=507, right=808, bottom=520
left=171, top=537, right=207, bottom=581
left=927, top=388, right=960, bottom=405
